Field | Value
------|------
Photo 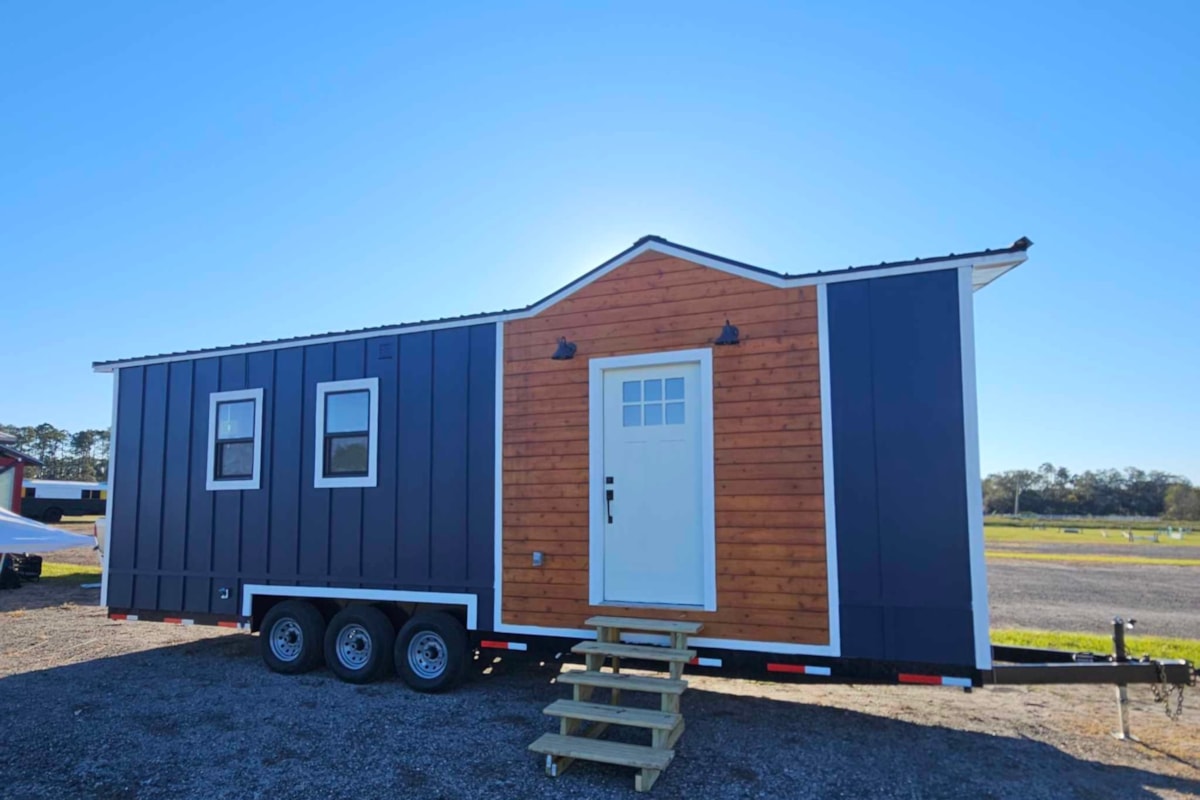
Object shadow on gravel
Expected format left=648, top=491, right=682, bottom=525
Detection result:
left=0, top=638, right=1195, bottom=800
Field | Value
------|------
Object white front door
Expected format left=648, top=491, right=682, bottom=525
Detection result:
left=599, top=360, right=707, bottom=607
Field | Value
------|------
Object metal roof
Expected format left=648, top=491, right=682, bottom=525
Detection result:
left=94, top=235, right=1031, bottom=371
left=0, top=444, right=44, bottom=466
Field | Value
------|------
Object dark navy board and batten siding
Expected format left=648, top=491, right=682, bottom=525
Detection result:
left=106, top=324, right=497, bottom=625
left=828, top=269, right=977, bottom=667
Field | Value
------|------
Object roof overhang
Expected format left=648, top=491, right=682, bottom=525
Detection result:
left=0, top=444, right=44, bottom=466
left=94, top=235, right=1031, bottom=372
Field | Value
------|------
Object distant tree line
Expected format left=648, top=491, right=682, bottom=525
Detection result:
left=984, top=463, right=1199, bottom=520
left=1, top=423, right=110, bottom=482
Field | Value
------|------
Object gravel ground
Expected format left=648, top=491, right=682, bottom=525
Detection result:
left=2, top=586, right=1199, bottom=799
left=988, top=559, right=1200, bottom=639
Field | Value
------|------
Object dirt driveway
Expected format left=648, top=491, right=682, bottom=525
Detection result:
left=1, top=586, right=1198, bottom=799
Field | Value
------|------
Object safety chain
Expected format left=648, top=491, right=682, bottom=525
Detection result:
left=1149, top=663, right=1193, bottom=722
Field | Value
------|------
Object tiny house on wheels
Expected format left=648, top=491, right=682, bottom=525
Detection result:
left=94, top=235, right=1030, bottom=687
left=93, top=236, right=1200, bottom=788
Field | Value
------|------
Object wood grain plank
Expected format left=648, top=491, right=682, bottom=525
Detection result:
left=714, top=381, right=822, bottom=403
left=503, top=439, right=590, bottom=457
left=713, top=415, right=822, bottom=435
left=714, top=397, right=822, bottom=418
left=504, top=526, right=589, bottom=541
left=714, top=431, right=822, bottom=448
left=716, top=462, right=823, bottom=481
left=715, top=478, right=825, bottom=495
left=715, top=543, right=826, bottom=561
left=503, top=454, right=588, bottom=472
left=504, top=483, right=589, bottom=500
left=715, top=495, right=825, bottom=513
left=504, top=497, right=588, bottom=514
left=502, top=469, right=587, bottom=485
left=712, top=365, right=820, bottom=386
left=714, top=447, right=823, bottom=465
left=715, top=528, right=827, bottom=545
left=505, top=540, right=589, bottom=557
left=717, top=510, right=825, bottom=528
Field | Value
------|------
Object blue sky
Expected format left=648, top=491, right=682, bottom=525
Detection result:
left=2, top=2, right=1196, bottom=480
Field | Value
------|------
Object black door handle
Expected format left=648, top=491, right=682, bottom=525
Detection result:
left=605, top=476, right=614, bottom=523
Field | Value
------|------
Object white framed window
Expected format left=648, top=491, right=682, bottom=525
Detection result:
left=315, top=377, right=379, bottom=489
left=206, top=388, right=264, bottom=491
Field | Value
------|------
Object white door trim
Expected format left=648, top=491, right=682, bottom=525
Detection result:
left=588, top=348, right=716, bottom=611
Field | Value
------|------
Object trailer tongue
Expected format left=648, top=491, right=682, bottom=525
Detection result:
left=985, top=618, right=1196, bottom=739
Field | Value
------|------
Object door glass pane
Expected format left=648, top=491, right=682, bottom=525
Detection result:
left=217, top=441, right=254, bottom=478
left=326, top=390, right=369, bottom=433
left=216, top=400, right=255, bottom=440
left=622, top=405, right=641, bottom=427
left=665, top=402, right=685, bottom=425
left=643, top=379, right=662, bottom=402
left=622, top=381, right=640, bottom=402
left=644, top=404, right=663, bottom=426
left=665, top=377, right=685, bottom=400
left=327, top=435, right=370, bottom=474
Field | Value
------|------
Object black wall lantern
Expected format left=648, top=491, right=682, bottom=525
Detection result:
left=551, top=337, right=577, bottom=360
left=714, top=319, right=740, bottom=345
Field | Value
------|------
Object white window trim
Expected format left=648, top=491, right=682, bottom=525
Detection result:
left=587, top=348, right=717, bottom=612
left=314, top=377, right=379, bottom=489
left=205, top=388, right=264, bottom=492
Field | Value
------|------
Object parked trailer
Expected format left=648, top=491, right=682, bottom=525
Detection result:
left=21, top=479, right=107, bottom=523
left=92, top=236, right=1193, bottom=787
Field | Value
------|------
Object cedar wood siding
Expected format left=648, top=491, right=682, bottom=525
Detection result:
left=502, top=251, right=829, bottom=645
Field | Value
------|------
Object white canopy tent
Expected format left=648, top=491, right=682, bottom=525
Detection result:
left=0, top=507, right=95, bottom=553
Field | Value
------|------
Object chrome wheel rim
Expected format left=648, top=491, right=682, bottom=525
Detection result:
left=269, top=618, right=303, bottom=662
left=336, top=624, right=373, bottom=670
left=407, top=631, right=447, bottom=679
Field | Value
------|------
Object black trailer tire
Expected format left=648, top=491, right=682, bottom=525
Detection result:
left=324, top=605, right=396, bottom=684
left=394, top=611, right=468, bottom=692
left=260, top=600, right=326, bottom=674
left=42, top=507, right=63, bottom=524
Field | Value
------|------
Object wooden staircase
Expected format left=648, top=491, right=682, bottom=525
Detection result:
left=528, top=616, right=702, bottom=792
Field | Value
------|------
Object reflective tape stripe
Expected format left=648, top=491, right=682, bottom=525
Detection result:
left=898, top=673, right=972, bottom=686
left=479, top=640, right=528, bottom=651
left=689, top=657, right=722, bottom=668
left=897, top=673, right=942, bottom=685
left=216, top=621, right=240, bottom=629
left=766, top=663, right=831, bottom=676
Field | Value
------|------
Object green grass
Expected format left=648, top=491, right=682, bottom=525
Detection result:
left=985, top=523, right=1200, bottom=547
left=989, top=517, right=1199, bottom=532
left=986, top=550, right=1200, bottom=566
left=992, top=629, right=1200, bottom=665
left=39, top=561, right=102, bottom=585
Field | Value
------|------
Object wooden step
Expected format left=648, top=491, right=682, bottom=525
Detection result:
left=586, top=616, right=704, bottom=635
left=544, top=699, right=682, bottom=730
left=558, top=670, right=688, bottom=695
left=572, top=641, right=696, bottom=664
left=529, top=733, right=674, bottom=771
